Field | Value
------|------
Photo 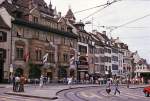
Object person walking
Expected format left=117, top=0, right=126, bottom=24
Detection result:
left=19, top=75, right=25, bottom=92
left=15, top=75, right=20, bottom=92
left=39, top=75, right=44, bottom=88
left=114, top=79, right=120, bottom=95
left=67, top=76, right=72, bottom=88
left=106, top=79, right=111, bottom=94
left=12, top=76, right=16, bottom=92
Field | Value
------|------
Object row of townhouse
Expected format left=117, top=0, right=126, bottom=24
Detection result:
left=131, top=51, right=150, bottom=83
left=0, top=0, right=148, bottom=83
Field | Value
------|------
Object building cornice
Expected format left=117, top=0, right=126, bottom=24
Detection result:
left=12, top=18, right=78, bottom=39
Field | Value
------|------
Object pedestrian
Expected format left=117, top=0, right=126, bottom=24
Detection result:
left=12, top=76, right=16, bottom=92
left=47, top=77, right=50, bottom=84
left=39, top=75, right=44, bottom=88
left=106, top=79, right=111, bottom=94
left=67, top=76, right=72, bottom=88
left=114, top=79, right=120, bottom=95
left=19, top=75, right=25, bottom=92
left=15, top=75, right=20, bottom=92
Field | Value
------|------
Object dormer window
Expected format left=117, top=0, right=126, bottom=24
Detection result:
left=78, top=26, right=84, bottom=31
left=17, top=32, right=21, bottom=37
left=67, top=27, right=72, bottom=33
left=33, top=16, right=38, bottom=23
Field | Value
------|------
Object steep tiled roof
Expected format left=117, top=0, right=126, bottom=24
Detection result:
left=33, top=0, right=54, bottom=16
left=91, top=34, right=104, bottom=46
left=65, top=9, right=76, bottom=21
left=0, top=15, right=10, bottom=29
left=99, top=33, right=109, bottom=41
left=1, top=0, right=54, bottom=19
left=0, top=0, right=29, bottom=18
left=137, top=58, right=147, bottom=65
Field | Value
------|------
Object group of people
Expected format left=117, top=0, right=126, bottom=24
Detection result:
left=106, top=78, right=120, bottom=95
left=13, top=75, right=26, bottom=92
left=39, top=75, right=51, bottom=88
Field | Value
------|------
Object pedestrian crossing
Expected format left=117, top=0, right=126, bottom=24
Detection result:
left=76, top=87, right=149, bottom=101
left=97, top=88, right=149, bottom=101
left=58, top=87, right=150, bottom=101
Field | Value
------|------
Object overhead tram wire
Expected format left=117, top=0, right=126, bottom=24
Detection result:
left=74, top=0, right=150, bottom=14
left=81, top=0, right=122, bottom=21
left=74, top=3, right=109, bottom=14
left=93, top=12, right=150, bottom=35
left=105, top=13, right=150, bottom=37
left=117, top=14, right=150, bottom=29
left=110, top=13, right=150, bottom=31
left=81, top=5, right=109, bottom=21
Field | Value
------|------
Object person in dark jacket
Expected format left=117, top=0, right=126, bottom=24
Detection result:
left=12, top=76, right=16, bottom=92
left=114, top=79, right=120, bottom=95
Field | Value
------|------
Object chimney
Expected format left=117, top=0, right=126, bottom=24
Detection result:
left=102, top=31, right=106, bottom=35
left=58, top=12, right=61, bottom=18
left=92, top=30, right=97, bottom=35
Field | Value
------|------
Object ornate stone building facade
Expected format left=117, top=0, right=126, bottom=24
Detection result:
left=0, top=0, right=77, bottom=82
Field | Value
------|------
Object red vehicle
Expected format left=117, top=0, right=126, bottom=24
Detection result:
left=143, top=86, right=150, bottom=97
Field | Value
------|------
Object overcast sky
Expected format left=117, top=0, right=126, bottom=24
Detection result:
left=45, top=0, right=150, bottom=63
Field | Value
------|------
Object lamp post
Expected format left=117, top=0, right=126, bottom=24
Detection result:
left=76, top=60, right=79, bottom=83
left=10, top=64, right=13, bottom=83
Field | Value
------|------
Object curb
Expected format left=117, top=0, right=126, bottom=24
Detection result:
left=56, top=84, right=128, bottom=95
left=129, top=86, right=146, bottom=89
left=4, top=92, right=58, bottom=100
left=56, top=85, right=100, bottom=95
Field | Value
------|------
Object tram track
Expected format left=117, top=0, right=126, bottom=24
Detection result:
left=58, top=86, right=102, bottom=101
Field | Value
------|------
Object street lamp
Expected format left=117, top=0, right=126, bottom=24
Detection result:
left=76, top=60, right=80, bottom=83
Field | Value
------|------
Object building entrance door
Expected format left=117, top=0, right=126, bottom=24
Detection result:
left=0, top=59, right=4, bottom=83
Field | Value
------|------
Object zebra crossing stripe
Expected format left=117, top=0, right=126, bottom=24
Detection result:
left=121, top=92, right=145, bottom=99
left=80, top=92, right=103, bottom=99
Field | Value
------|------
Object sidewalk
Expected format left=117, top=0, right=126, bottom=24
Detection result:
left=4, top=84, right=150, bottom=100
left=4, top=84, right=100, bottom=100
left=0, top=84, right=12, bottom=88
left=129, top=84, right=150, bottom=89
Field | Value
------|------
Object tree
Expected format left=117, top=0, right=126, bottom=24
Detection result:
left=15, top=68, right=23, bottom=76
left=29, top=63, right=41, bottom=79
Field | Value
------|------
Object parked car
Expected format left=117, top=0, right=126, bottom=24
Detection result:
left=143, top=86, right=150, bottom=97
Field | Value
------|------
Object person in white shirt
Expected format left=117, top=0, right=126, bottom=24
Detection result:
left=67, top=76, right=72, bottom=88
left=39, top=75, right=44, bottom=88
